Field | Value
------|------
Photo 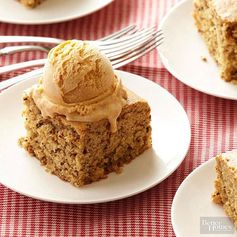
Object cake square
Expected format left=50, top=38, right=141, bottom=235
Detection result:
left=19, top=88, right=151, bottom=186
left=193, top=0, right=237, bottom=83
left=212, top=150, right=237, bottom=226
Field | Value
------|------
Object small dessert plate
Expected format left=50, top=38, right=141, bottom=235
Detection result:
left=0, top=0, right=113, bottom=25
left=159, top=0, right=237, bottom=100
left=172, top=158, right=237, bottom=237
left=0, top=70, right=191, bottom=204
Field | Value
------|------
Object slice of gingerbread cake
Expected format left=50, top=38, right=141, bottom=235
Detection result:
left=19, top=40, right=152, bottom=186
left=193, top=0, right=237, bottom=83
left=212, top=150, right=237, bottom=226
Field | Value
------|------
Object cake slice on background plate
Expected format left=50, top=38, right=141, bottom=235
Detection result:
left=193, top=0, right=237, bottom=83
left=212, top=150, right=237, bottom=226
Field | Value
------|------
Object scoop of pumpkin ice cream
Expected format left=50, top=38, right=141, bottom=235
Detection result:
left=31, top=40, right=127, bottom=132
left=42, top=40, right=117, bottom=104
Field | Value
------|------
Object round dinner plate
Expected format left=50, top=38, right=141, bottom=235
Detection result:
left=0, top=0, right=113, bottom=25
left=0, top=70, right=191, bottom=204
left=172, top=158, right=237, bottom=237
left=159, top=0, right=237, bottom=100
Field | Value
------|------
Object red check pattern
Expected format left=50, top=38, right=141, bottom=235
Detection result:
left=0, top=0, right=237, bottom=236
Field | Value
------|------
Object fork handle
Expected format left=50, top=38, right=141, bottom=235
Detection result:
left=0, top=59, right=46, bottom=74
left=0, top=45, right=50, bottom=56
left=0, top=36, right=64, bottom=44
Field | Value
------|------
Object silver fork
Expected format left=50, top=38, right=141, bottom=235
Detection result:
left=0, top=26, right=154, bottom=57
left=0, top=27, right=161, bottom=75
left=0, top=30, right=163, bottom=90
left=0, top=24, right=138, bottom=55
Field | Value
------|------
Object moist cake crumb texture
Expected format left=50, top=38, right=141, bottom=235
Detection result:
left=193, top=0, right=237, bottom=82
left=212, top=150, right=237, bottom=227
left=19, top=89, right=152, bottom=186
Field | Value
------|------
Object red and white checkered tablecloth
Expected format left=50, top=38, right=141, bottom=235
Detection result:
left=0, top=0, right=237, bottom=236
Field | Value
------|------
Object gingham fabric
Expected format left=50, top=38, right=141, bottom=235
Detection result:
left=0, top=0, right=236, bottom=236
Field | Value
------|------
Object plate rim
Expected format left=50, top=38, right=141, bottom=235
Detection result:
left=158, top=0, right=237, bottom=101
left=0, top=70, right=191, bottom=204
left=171, top=158, right=215, bottom=236
left=0, top=0, right=113, bottom=25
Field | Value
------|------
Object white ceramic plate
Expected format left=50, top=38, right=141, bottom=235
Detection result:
left=159, top=0, right=237, bottom=100
left=172, top=158, right=237, bottom=237
left=0, top=70, right=191, bottom=204
left=0, top=0, right=113, bottom=25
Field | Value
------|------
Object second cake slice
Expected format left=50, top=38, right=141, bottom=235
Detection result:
left=193, top=0, right=237, bottom=83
